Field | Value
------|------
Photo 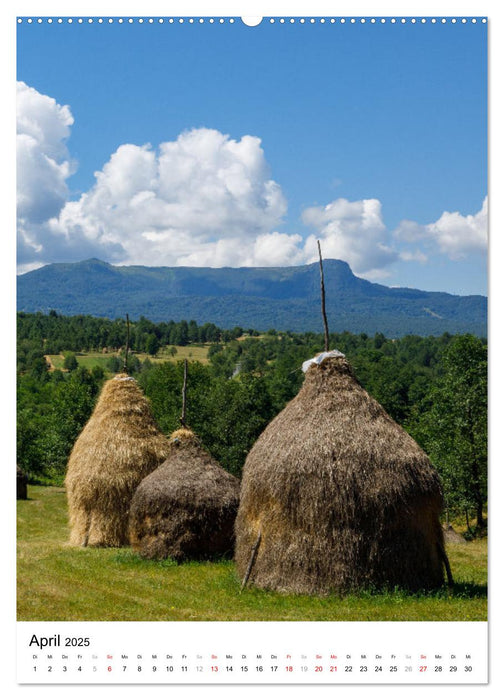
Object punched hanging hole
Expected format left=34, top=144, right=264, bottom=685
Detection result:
left=241, top=17, right=263, bottom=27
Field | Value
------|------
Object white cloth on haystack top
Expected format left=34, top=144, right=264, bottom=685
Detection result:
left=302, top=350, right=346, bottom=373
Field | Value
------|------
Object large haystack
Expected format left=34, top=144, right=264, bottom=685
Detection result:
left=235, top=355, right=447, bottom=594
left=129, top=428, right=240, bottom=561
left=65, top=374, right=170, bottom=547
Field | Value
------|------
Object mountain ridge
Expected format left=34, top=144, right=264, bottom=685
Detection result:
left=16, top=258, right=487, bottom=337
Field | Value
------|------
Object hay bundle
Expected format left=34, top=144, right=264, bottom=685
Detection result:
left=443, top=523, right=466, bottom=544
left=65, top=374, right=170, bottom=547
left=129, top=428, right=240, bottom=561
left=235, top=355, right=446, bottom=594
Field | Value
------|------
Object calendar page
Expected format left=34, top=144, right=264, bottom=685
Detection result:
left=12, top=0, right=492, bottom=693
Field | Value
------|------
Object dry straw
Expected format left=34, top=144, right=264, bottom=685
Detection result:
left=442, top=524, right=466, bottom=544
left=235, top=356, right=447, bottom=594
left=129, top=428, right=240, bottom=561
left=65, top=374, right=170, bottom=547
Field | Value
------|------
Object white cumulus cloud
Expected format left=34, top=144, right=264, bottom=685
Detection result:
left=251, top=232, right=305, bottom=267
left=44, top=128, right=287, bottom=267
left=301, top=197, right=398, bottom=278
left=17, top=81, right=75, bottom=264
left=16, top=83, right=487, bottom=281
left=394, top=197, right=488, bottom=259
left=399, top=250, right=428, bottom=264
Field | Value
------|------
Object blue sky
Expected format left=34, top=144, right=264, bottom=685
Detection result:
left=16, top=15, right=488, bottom=295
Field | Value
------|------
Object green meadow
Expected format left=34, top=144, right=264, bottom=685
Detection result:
left=46, top=345, right=210, bottom=373
left=17, top=486, right=487, bottom=622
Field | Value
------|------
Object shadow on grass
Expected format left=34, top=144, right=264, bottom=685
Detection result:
left=110, top=549, right=234, bottom=568
left=352, top=581, right=488, bottom=601
left=109, top=551, right=487, bottom=601
left=111, top=550, right=178, bottom=568
left=446, top=581, right=487, bottom=598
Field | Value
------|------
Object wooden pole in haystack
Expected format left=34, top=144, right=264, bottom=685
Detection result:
left=82, top=517, right=90, bottom=548
left=123, top=314, right=130, bottom=373
left=240, top=530, right=262, bottom=592
left=317, top=240, right=330, bottom=352
left=180, top=359, right=188, bottom=428
left=438, top=542, right=455, bottom=588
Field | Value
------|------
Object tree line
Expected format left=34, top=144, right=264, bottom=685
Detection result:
left=17, top=310, right=250, bottom=358
left=17, top=312, right=487, bottom=533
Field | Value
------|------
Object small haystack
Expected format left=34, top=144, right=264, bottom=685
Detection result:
left=129, top=428, right=240, bottom=561
left=443, top=523, right=467, bottom=544
left=65, top=374, right=170, bottom=547
left=235, top=354, right=447, bottom=595
left=17, top=466, right=28, bottom=500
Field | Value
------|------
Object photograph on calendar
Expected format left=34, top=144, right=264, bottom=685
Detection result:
left=16, top=15, right=487, bottom=627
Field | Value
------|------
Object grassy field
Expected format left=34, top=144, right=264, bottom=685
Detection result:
left=155, top=345, right=210, bottom=364
left=17, top=486, right=487, bottom=622
left=47, top=353, right=113, bottom=371
left=47, top=345, right=210, bottom=372
left=46, top=354, right=65, bottom=369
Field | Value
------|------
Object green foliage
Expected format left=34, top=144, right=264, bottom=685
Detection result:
left=408, top=335, right=487, bottom=526
left=137, top=361, right=274, bottom=475
left=90, top=365, right=105, bottom=382
left=63, top=352, right=78, bottom=371
left=145, top=333, right=160, bottom=356
left=195, top=374, right=275, bottom=476
left=16, top=313, right=487, bottom=525
left=17, top=368, right=102, bottom=484
left=107, top=355, right=122, bottom=373
left=16, top=311, right=241, bottom=355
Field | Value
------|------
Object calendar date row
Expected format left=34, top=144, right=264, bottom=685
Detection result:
left=32, top=663, right=474, bottom=674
